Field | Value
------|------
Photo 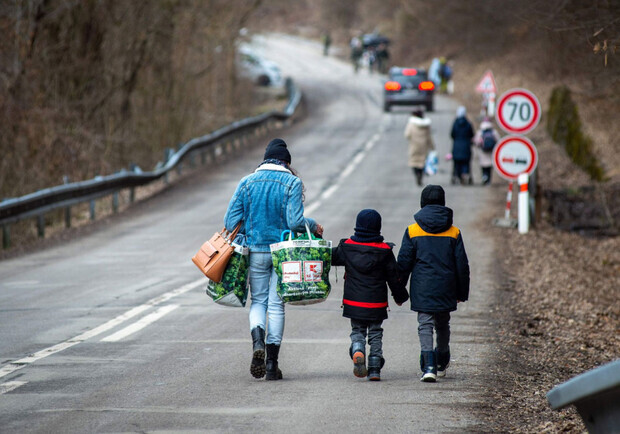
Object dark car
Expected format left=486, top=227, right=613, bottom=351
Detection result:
left=383, top=67, right=435, bottom=112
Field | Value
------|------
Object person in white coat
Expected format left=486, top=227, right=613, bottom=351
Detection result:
left=404, top=109, right=435, bottom=186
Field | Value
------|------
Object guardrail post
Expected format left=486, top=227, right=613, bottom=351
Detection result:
left=2, top=225, right=10, bottom=249
left=37, top=215, right=45, bottom=239
left=90, top=200, right=96, bottom=220
left=112, top=192, right=119, bottom=213
left=164, top=148, right=174, bottom=184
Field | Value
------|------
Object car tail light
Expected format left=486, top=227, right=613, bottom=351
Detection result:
left=385, top=81, right=401, bottom=91
left=402, top=68, right=417, bottom=76
left=419, top=81, right=435, bottom=91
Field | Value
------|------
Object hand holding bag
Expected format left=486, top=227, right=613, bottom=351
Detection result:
left=270, top=224, right=332, bottom=305
left=192, top=223, right=242, bottom=282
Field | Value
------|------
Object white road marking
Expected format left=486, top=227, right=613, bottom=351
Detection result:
left=0, top=381, right=27, bottom=394
left=0, top=279, right=203, bottom=380
left=101, top=304, right=179, bottom=342
left=305, top=132, right=381, bottom=215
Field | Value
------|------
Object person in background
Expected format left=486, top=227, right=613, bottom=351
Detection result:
left=473, top=117, right=500, bottom=185
left=224, top=138, right=324, bottom=381
left=450, top=106, right=475, bottom=185
left=397, top=185, right=470, bottom=382
left=405, top=109, right=435, bottom=186
left=322, top=32, right=332, bottom=56
left=331, top=209, right=409, bottom=381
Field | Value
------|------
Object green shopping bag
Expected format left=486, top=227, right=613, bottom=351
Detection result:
left=205, top=242, right=249, bottom=307
left=270, top=225, right=332, bottom=305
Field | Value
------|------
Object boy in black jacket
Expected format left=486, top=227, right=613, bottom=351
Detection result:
left=397, top=185, right=470, bottom=382
left=332, top=209, right=409, bottom=381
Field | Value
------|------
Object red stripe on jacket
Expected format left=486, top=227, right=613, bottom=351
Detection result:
left=344, top=239, right=391, bottom=249
left=343, top=299, right=389, bottom=308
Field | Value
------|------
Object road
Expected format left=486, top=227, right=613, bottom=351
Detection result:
left=0, top=35, right=497, bottom=433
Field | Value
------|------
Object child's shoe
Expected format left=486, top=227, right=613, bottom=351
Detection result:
left=420, top=351, right=437, bottom=382
left=367, top=355, right=384, bottom=381
left=435, top=348, right=450, bottom=378
left=350, top=342, right=367, bottom=378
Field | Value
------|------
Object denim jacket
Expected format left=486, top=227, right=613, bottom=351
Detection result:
left=224, top=163, right=316, bottom=252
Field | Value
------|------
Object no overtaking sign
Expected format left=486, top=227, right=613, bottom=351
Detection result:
left=493, top=136, right=538, bottom=181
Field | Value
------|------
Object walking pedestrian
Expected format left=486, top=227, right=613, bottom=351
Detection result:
left=450, top=106, right=475, bottom=185
left=473, top=118, right=500, bottom=185
left=405, top=109, right=435, bottom=186
left=331, top=209, right=409, bottom=381
left=224, top=138, right=324, bottom=381
left=396, top=185, right=470, bottom=382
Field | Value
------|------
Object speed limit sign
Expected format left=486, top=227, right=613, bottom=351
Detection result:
left=496, top=88, right=541, bottom=135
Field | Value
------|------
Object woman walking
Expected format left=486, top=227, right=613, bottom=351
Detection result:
left=404, top=109, right=435, bottom=186
left=224, top=138, right=324, bottom=380
left=450, top=106, right=474, bottom=185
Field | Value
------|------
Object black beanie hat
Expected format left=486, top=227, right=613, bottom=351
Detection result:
left=264, top=138, right=291, bottom=163
left=351, top=209, right=384, bottom=243
left=420, top=185, right=446, bottom=208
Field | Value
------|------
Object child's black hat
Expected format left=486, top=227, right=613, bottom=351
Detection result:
left=420, top=185, right=445, bottom=208
left=351, top=209, right=384, bottom=243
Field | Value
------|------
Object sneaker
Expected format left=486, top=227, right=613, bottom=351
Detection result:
left=421, top=371, right=437, bottom=382
left=352, top=351, right=367, bottom=378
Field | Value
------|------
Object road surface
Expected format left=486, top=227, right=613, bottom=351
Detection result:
left=0, top=35, right=497, bottom=433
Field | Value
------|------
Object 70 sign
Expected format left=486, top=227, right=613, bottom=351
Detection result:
left=496, top=88, right=541, bottom=135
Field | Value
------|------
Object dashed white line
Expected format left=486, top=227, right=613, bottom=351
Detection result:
left=305, top=132, right=381, bottom=215
left=101, top=304, right=179, bottom=342
left=0, top=381, right=27, bottom=395
left=0, top=279, right=203, bottom=380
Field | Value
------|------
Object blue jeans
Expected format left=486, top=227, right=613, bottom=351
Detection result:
left=249, top=252, right=285, bottom=345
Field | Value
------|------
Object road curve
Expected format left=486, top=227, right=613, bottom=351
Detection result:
left=0, top=34, right=498, bottom=432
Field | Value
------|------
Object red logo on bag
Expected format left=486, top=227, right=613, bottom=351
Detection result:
left=304, top=261, right=323, bottom=282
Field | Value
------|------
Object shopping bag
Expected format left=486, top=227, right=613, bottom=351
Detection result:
left=192, top=223, right=241, bottom=283
left=205, top=242, right=249, bottom=307
left=270, top=225, right=332, bottom=305
left=425, top=150, right=438, bottom=176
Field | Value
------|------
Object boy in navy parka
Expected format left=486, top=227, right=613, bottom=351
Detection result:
left=397, top=185, right=470, bottom=382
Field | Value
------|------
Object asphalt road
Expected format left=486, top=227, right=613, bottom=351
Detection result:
left=0, top=35, right=498, bottom=433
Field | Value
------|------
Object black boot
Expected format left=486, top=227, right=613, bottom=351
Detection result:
left=265, top=343, right=283, bottom=380
left=350, top=342, right=367, bottom=378
left=250, top=327, right=265, bottom=379
left=367, top=355, right=384, bottom=381
left=420, top=351, right=437, bottom=382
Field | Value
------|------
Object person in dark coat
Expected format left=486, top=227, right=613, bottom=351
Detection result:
left=332, top=209, right=409, bottom=381
left=396, top=185, right=470, bottom=382
left=450, top=106, right=475, bottom=185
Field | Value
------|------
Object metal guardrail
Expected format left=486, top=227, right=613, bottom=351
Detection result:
left=0, top=78, right=302, bottom=248
left=547, top=359, right=620, bottom=433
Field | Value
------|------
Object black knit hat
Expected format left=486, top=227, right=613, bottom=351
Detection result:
left=420, top=184, right=445, bottom=208
left=264, top=138, right=291, bottom=163
left=351, top=209, right=384, bottom=243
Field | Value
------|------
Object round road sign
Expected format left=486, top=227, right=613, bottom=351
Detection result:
left=493, top=135, right=538, bottom=180
left=496, top=88, right=541, bottom=135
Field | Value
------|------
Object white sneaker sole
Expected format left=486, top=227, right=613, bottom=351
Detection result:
left=421, top=372, right=437, bottom=382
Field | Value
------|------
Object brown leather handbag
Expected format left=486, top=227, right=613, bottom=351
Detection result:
left=192, top=223, right=242, bottom=282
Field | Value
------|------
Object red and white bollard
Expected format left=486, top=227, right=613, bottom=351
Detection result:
left=518, top=173, right=530, bottom=234
left=505, top=182, right=513, bottom=220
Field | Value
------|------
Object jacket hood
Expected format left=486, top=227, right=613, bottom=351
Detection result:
left=339, top=239, right=393, bottom=273
left=414, top=205, right=453, bottom=234
left=407, top=116, right=431, bottom=127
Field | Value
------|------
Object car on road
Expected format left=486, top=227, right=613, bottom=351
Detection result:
left=383, top=66, right=435, bottom=112
left=237, top=45, right=284, bottom=88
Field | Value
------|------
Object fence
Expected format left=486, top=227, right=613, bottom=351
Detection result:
left=0, top=79, right=302, bottom=249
